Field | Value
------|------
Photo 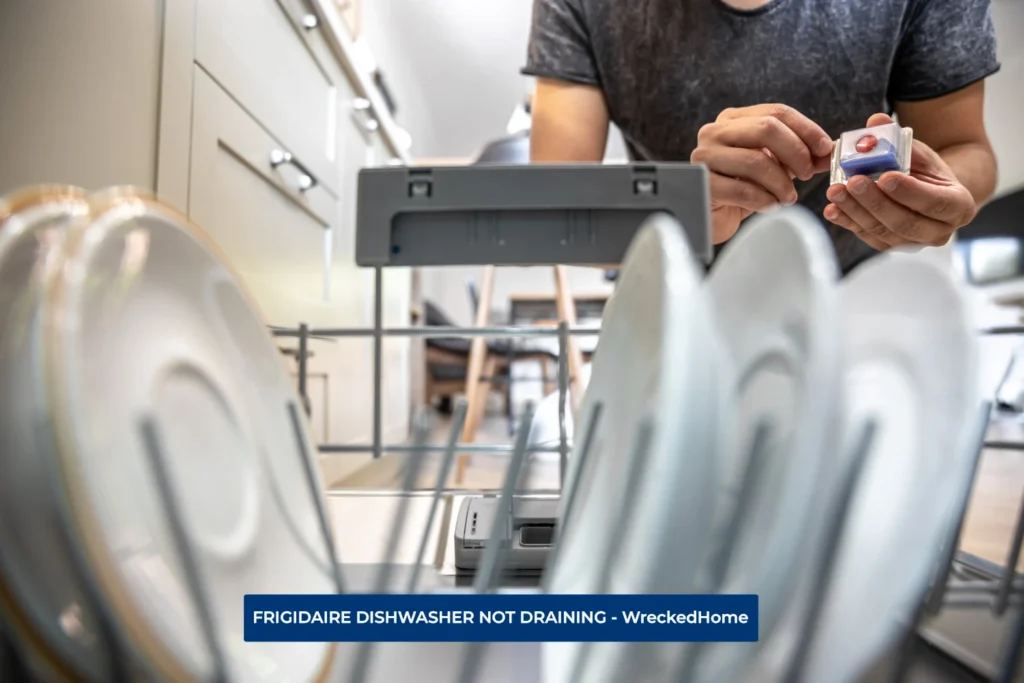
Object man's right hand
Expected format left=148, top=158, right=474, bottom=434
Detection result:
left=691, top=104, right=835, bottom=244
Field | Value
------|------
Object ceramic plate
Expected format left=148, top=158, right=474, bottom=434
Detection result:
left=799, top=252, right=980, bottom=683
left=43, top=190, right=338, bottom=682
left=543, top=213, right=716, bottom=683
left=0, top=185, right=119, bottom=682
left=691, top=206, right=842, bottom=683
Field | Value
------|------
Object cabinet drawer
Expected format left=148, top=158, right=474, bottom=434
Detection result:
left=195, top=0, right=340, bottom=195
left=189, top=66, right=334, bottom=328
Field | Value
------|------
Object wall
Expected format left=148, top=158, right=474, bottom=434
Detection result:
left=0, top=0, right=163, bottom=194
left=986, top=0, right=1024, bottom=197
left=358, top=0, right=534, bottom=160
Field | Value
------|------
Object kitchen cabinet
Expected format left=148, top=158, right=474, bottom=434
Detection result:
left=188, top=66, right=335, bottom=327
left=195, top=0, right=343, bottom=195
left=0, top=0, right=415, bottom=486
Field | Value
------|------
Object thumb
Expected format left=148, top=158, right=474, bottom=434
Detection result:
left=866, top=112, right=895, bottom=127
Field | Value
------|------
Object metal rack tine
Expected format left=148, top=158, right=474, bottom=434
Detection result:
left=373, top=267, right=384, bottom=460
left=571, top=418, right=655, bottom=683
left=784, top=417, right=878, bottom=683
left=139, top=417, right=229, bottom=683
left=455, top=403, right=537, bottom=683
left=408, top=400, right=468, bottom=593
left=997, top=598, right=1024, bottom=683
left=994, top=480, right=1024, bottom=616
left=557, top=321, right=570, bottom=490
left=474, top=401, right=536, bottom=594
left=298, top=323, right=309, bottom=413
left=672, top=419, right=774, bottom=683
left=346, top=411, right=433, bottom=683
left=707, top=419, right=773, bottom=590
left=374, top=410, right=433, bottom=593
left=925, top=401, right=992, bottom=616
left=542, top=401, right=604, bottom=593
left=287, top=400, right=346, bottom=593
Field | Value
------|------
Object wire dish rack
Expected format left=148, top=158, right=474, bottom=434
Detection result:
left=254, top=164, right=1024, bottom=682
left=2, top=165, right=1021, bottom=683
left=268, top=159, right=1024, bottom=682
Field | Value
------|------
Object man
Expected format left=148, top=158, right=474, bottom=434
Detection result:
left=523, top=0, right=1000, bottom=273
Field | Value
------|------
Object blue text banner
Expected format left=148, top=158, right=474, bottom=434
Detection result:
left=244, top=594, right=758, bottom=643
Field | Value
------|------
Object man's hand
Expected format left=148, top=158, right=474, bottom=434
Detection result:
left=691, top=104, right=835, bottom=244
left=824, top=113, right=978, bottom=251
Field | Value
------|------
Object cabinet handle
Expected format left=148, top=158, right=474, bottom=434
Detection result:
left=298, top=0, right=319, bottom=29
left=269, top=149, right=318, bottom=192
left=351, top=98, right=380, bottom=133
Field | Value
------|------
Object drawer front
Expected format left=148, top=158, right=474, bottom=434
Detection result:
left=191, top=67, right=374, bottom=451
left=189, top=66, right=334, bottom=328
left=195, top=0, right=339, bottom=195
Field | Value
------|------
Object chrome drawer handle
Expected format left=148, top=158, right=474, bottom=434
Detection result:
left=269, top=149, right=317, bottom=192
left=352, top=98, right=380, bottom=133
left=298, top=0, right=319, bottom=29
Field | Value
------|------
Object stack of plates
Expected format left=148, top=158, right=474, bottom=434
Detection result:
left=543, top=207, right=983, bottom=683
left=0, top=186, right=340, bottom=682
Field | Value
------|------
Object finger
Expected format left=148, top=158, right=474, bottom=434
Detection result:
left=709, top=173, right=779, bottom=213
left=692, top=146, right=796, bottom=204
left=845, top=175, right=952, bottom=245
left=718, top=104, right=833, bottom=158
left=826, top=183, right=906, bottom=247
left=826, top=183, right=884, bottom=233
left=824, top=203, right=891, bottom=251
left=877, top=171, right=975, bottom=226
left=865, top=112, right=894, bottom=127
left=706, top=118, right=816, bottom=180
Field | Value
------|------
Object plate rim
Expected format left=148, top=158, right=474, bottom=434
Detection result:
left=39, top=189, right=338, bottom=683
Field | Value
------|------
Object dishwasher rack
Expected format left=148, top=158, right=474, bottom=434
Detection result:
left=2, top=164, right=1023, bottom=683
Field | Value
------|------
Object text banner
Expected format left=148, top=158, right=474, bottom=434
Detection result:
left=244, top=594, right=758, bottom=643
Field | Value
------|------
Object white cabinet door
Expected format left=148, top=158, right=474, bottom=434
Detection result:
left=189, top=66, right=372, bottom=456
left=195, top=0, right=340, bottom=195
left=189, top=66, right=334, bottom=327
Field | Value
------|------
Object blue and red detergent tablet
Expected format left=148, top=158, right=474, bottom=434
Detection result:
left=830, top=122, right=913, bottom=185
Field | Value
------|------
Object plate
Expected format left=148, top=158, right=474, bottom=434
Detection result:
left=543, top=213, right=717, bottom=683
left=42, top=189, right=338, bottom=682
left=0, top=185, right=118, bottom=682
left=691, top=206, right=842, bottom=683
left=799, top=252, right=979, bottom=683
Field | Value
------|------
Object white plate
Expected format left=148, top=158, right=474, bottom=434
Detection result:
left=799, top=252, right=979, bottom=683
left=42, top=191, right=338, bottom=682
left=691, top=206, right=842, bottom=683
left=543, top=213, right=718, bottom=683
left=0, top=186, right=118, bottom=682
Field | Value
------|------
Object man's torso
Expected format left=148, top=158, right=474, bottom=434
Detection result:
left=549, top=0, right=926, bottom=271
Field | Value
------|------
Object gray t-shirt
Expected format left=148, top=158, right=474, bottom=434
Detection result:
left=523, top=0, right=1000, bottom=273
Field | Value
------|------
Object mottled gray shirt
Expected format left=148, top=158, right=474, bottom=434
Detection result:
left=523, top=0, right=1000, bottom=273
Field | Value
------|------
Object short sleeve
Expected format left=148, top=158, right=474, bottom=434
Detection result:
left=521, top=0, right=601, bottom=86
left=888, top=0, right=1000, bottom=102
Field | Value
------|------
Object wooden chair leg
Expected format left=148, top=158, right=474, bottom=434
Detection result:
left=456, top=354, right=499, bottom=485
left=553, top=265, right=586, bottom=415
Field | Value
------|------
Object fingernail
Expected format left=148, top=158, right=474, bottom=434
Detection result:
left=816, top=137, right=834, bottom=156
left=831, top=188, right=847, bottom=202
left=849, top=179, right=867, bottom=195
left=881, top=176, right=899, bottom=192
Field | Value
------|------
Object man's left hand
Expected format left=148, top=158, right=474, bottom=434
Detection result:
left=824, top=113, right=977, bottom=251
